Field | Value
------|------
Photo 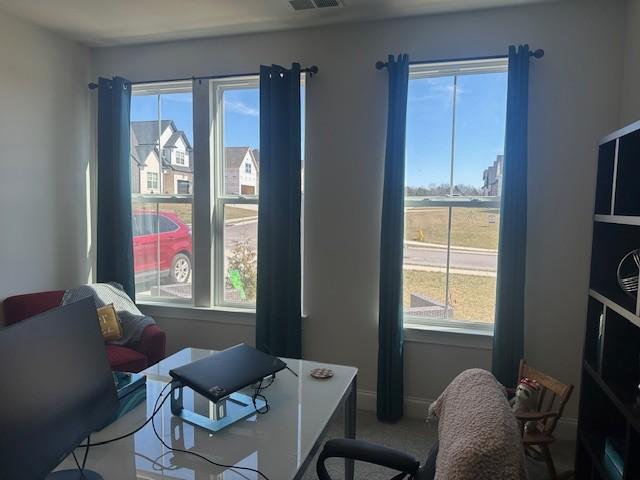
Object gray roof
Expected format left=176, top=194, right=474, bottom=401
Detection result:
left=165, top=130, right=192, bottom=150
left=135, top=145, right=156, bottom=166
left=225, top=147, right=259, bottom=169
left=131, top=120, right=176, bottom=145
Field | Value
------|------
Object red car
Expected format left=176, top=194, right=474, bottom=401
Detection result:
left=132, top=211, right=192, bottom=284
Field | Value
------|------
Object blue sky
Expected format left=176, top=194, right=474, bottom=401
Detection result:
left=131, top=74, right=505, bottom=188
left=406, top=72, right=508, bottom=187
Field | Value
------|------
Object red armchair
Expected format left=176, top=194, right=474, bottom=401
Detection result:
left=2, top=290, right=165, bottom=373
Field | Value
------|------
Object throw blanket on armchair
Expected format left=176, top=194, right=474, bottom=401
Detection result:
left=62, top=283, right=155, bottom=346
left=428, top=368, right=527, bottom=480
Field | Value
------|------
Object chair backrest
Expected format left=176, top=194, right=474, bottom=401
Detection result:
left=517, top=360, right=573, bottom=436
left=3, top=291, right=65, bottom=326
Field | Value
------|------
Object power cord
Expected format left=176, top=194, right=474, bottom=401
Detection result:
left=80, top=382, right=271, bottom=480
left=252, top=374, right=275, bottom=414
left=149, top=384, right=272, bottom=480
left=71, top=433, right=91, bottom=474
left=77, top=367, right=298, bottom=480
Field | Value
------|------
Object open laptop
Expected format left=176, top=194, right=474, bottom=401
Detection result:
left=169, top=343, right=287, bottom=402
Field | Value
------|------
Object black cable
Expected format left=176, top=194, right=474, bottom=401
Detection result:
left=80, top=383, right=172, bottom=448
left=150, top=385, right=272, bottom=480
left=251, top=376, right=274, bottom=414
left=71, top=433, right=91, bottom=475
left=82, top=434, right=91, bottom=470
left=134, top=452, right=179, bottom=472
left=80, top=380, right=273, bottom=479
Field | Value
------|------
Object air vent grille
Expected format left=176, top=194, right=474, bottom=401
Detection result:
left=289, top=0, right=343, bottom=10
left=289, top=0, right=315, bottom=10
left=313, top=0, right=341, bottom=7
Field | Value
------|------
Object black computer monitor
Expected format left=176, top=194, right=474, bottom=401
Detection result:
left=0, top=297, right=118, bottom=480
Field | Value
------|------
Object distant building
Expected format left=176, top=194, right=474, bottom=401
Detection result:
left=131, top=121, right=259, bottom=196
left=131, top=120, right=193, bottom=195
left=482, top=154, right=503, bottom=196
left=224, top=147, right=260, bottom=195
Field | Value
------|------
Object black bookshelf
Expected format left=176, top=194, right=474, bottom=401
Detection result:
left=577, top=120, right=640, bottom=480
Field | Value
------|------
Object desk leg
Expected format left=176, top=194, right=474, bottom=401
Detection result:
left=344, top=376, right=357, bottom=480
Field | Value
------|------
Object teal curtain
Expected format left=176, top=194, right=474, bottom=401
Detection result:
left=96, top=77, right=135, bottom=299
left=377, top=54, right=409, bottom=422
left=256, top=63, right=302, bottom=359
left=492, top=45, right=531, bottom=386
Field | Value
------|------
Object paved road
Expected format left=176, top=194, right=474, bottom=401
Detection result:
left=225, top=219, right=497, bottom=272
left=404, top=244, right=496, bottom=272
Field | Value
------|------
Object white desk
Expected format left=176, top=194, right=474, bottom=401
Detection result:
left=57, top=348, right=357, bottom=479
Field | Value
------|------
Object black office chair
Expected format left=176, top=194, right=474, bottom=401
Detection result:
left=316, top=438, right=438, bottom=480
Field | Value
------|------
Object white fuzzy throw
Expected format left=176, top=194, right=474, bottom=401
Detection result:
left=428, top=368, right=527, bottom=480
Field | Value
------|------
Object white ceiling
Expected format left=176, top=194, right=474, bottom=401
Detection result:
left=0, top=0, right=555, bottom=47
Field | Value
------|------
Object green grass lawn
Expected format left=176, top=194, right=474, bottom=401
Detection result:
left=403, top=269, right=497, bottom=323
left=135, top=203, right=257, bottom=225
left=225, top=205, right=258, bottom=220
left=404, top=207, right=500, bottom=250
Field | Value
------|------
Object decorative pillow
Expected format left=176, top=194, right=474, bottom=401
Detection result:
left=96, top=304, right=123, bottom=342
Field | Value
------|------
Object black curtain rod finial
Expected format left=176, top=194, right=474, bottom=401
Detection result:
left=303, top=65, right=319, bottom=77
left=375, top=61, right=388, bottom=70
left=530, top=48, right=544, bottom=59
left=88, top=82, right=99, bottom=90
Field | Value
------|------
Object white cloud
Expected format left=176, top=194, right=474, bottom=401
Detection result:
left=225, top=100, right=259, bottom=117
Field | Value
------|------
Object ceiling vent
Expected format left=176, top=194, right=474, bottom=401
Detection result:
left=289, top=0, right=343, bottom=11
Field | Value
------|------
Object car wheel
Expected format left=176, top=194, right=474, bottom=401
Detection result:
left=170, top=253, right=191, bottom=284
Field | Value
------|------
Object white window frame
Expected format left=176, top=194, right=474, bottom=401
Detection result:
left=403, top=58, right=508, bottom=334
left=176, top=150, right=185, bottom=165
left=146, top=171, right=159, bottom=190
left=132, top=81, right=194, bottom=306
left=131, top=75, right=305, bottom=312
left=211, top=76, right=260, bottom=308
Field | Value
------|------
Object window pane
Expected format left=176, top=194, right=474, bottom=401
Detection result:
left=452, top=73, right=508, bottom=194
left=403, top=207, right=449, bottom=320
left=405, top=76, right=454, bottom=197
left=223, top=204, right=258, bottom=305
left=131, top=87, right=193, bottom=303
left=404, top=61, right=507, bottom=327
left=132, top=202, right=193, bottom=302
left=223, top=87, right=260, bottom=196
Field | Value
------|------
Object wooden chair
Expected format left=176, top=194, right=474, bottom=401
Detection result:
left=510, top=360, right=574, bottom=480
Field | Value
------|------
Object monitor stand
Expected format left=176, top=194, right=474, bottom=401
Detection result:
left=170, top=380, right=266, bottom=433
left=47, top=469, right=103, bottom=479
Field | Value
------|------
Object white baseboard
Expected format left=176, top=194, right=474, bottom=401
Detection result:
left=356, top=389, right=577, bottom=442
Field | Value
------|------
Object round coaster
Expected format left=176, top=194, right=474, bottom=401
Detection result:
left=310, top=368, right=334, bottom=379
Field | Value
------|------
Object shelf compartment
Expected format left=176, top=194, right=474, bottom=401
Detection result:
left=594, top=215, right=640, bottom=226
left=584, top=297, right=605, bottom=372
left=601, top=309, right=640, bottom=430
left=614, top=129, right=640, bottom=216
left=578, top=371, right=628, bottom=472
left=589, top=222, right=640, bottom=315
left=595, top=140, right=617, bottom=215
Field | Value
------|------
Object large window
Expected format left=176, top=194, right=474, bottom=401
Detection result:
left=130, top=82, right=194, bottom=303
left=403, top=58, right=508, bottom=331
left=214, top=76, right=260, bottom=307
left=129, top=76, right=305, bottom=309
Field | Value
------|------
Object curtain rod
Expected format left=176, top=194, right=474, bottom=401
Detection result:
left=375, top=50, right=544, bottom=70
left=88, top=65, right=319, bottom=89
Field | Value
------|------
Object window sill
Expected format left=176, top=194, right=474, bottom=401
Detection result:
left=137, top=301, right=309, bottom=326
left=138, top=301, right=256, bottom=326
left=404, top=323, right=493, bottom=350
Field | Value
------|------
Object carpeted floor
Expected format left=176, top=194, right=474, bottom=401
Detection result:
left=303, top=409, right=575, bottom=479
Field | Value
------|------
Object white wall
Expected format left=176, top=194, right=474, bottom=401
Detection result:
left=620, top=0, right=640, bottom=124
left=0, top=8, right=91, bottom=324
left=93, top=0, right=626, bottom=418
